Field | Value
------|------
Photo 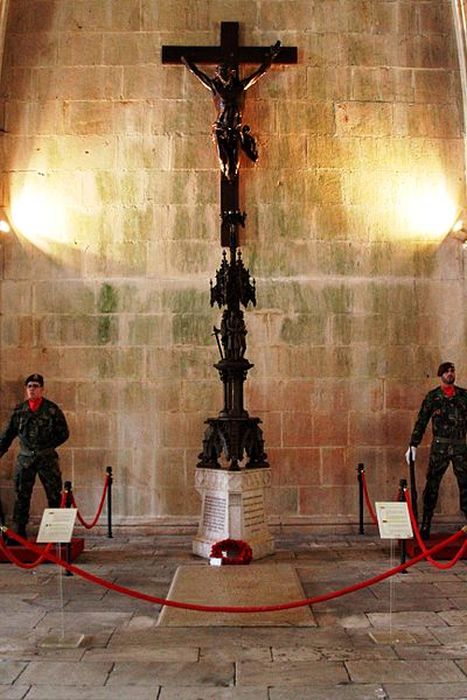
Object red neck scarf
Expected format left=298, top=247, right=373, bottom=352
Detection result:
left=28, top=397, right=43, bottom=412
left=441, top=384, right=455, bottom=398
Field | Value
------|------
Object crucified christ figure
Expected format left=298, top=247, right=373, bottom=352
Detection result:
left=181, top=41, right=281, bottom=181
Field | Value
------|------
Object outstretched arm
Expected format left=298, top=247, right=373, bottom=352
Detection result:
left=181, top=56, right=213, bottom=91
left=241, top=40, right=281, bottom=91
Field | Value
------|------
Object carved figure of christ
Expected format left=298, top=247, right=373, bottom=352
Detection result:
left=162, top=22, right=297, bottom=246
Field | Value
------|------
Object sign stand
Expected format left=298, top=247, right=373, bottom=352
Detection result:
left=36, top=508, right=85, bottom=649
left=369, top=502, right=414, bottom=645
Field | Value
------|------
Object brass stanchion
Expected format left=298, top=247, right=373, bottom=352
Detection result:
left=63, top=480, right=73, bottom=577
left=398, top=478, right=408, bottom=572
left=106, top=466, right=113, bottom=539
left=408, top=452, right=418, bottom=525
left=357, top=463, right=365, bottom=534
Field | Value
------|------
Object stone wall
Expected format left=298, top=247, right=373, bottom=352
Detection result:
left=0, top=0, right=465, bottom=528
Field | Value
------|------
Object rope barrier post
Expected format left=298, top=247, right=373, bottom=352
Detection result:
left=106, top=466, right=113, bottom=539
left=63, top=481, right=73, bottom=577
left=398, top=478, right=408, bottom=571
left=408, top=453, right=419, bottom=526
left=357, top=463, right=365, bottom=535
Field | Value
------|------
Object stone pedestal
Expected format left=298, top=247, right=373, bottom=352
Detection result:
left=192, top=467, right=275, bottom=560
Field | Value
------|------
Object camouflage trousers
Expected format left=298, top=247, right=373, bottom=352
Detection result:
left=422, top=444, right=467, bottom=518
left=12, top=453, right=62, bottom=528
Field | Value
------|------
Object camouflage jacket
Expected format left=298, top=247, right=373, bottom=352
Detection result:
left=0, top=398, right=69, bottom=457
left=410, top=386, right=467, bottom=447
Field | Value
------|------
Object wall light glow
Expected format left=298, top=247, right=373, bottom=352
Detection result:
left=0, top=213, right=11, bottom=233
left=10, top=187, right=71, bottom=253
left=397, top=178, right=458, bottom=240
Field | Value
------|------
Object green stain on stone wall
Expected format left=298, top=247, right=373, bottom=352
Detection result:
left=95, top=172, right=119, bottom=202
left=332, top=314, right=351, bottom=345
left=98, top=316, right=114, bottom=345
left=322, top=285, right=353, bottom=314
left=97, top=283, right=119, bottom=345
left=99, top=283, right=118, bottom=313
left=292, top=285, right=321, bottom=314
left=369, top=283, right=389, bottom=314
left=173, top=314, right=213, bottom=346
left=164, top=289, right=208, bottom=314
left=280, top=314, right=326, bottom=345
left=269, top=202, right=303, bottom=239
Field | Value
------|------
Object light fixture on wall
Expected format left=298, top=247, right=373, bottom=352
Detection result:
left=0, top=207, right=12, bottom=234
left=450, top=210, right=467, bottom=246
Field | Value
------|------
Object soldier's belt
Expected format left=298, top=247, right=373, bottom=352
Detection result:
left=433, top=437, right=466, bottom=445
left=19, top=447, right=57, bottom=457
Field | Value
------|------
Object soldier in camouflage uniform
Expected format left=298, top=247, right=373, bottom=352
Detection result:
left=0, top=374, right=69, bottom=539
left=406, top=362, right=467, bottom=539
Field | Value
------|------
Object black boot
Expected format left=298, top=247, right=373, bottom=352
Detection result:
left=420, top=513, right=432, bottom=540
left=16, top=525, right=27, bottom=538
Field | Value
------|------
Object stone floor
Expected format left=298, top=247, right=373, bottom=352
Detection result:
left=0, top=528, right=467, bottom=699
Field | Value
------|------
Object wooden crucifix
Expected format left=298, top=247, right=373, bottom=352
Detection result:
left=162, top=22, right=297, bottom=246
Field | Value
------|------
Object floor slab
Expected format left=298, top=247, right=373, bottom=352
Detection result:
left=157, top=562, right=316, bottom=627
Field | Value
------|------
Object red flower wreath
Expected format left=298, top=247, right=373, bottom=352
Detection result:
left=210, top=538, right=253, bottom=565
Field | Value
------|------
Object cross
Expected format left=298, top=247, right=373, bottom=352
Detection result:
left=162, top=22, right=298, bottom=246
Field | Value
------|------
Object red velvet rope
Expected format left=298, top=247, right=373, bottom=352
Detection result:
left=60, top=491, right=67, bottom=508
left=404, top=489, right=467, bottom=570
left=360, top=469, right=378, bottom=525
left=69, top=474, right=110, bottom=529
left=1, top=526, right=465, bottom=613
left=0, top=538, right=54, bottom=569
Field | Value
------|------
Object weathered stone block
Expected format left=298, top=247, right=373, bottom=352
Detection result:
left=110, top=0, right=142, bottom=31
left=127, top=314, right=172, bottom=346
left=181, top=378, right=220, bottom=414
left=34, top=280, right=95, bottom=314
left=209, top=0, right=258, bottom=26
left=351, top=66, right=395, bottom=102
left=336, top=101, right=393, bottom=137
left=157, top=411, right=207, bottom=449
left=307, top=66, right=352, bottom=101
left=171, top=133, right=216, bottom=171
left=283, top=412, right=313, bottom=448
left=321, top=448, right=353, bottom=485
left=259, top=134, right=308, bottom=170
left=414, top=69, right=454, bottom=104
left=280, top=313, right=327, bottom=346
left=257, top=1, right=317, bottom=32
left=9, top=32, right=57, bottom=67
left=349, top=412, right=387, bottom=447
left=265, top=485, right=298, bottom=516
left=276, top=101, right=335, bottom=135
left=314, top=413, right=349, bottom=447
left=34, top=66, right=123, bottom=101
left=61, top=1, right=112, bottom=32
left=67, top=410, right=112, bottom=449
left=299, top=485, right=357, bottom=517
left=269, top=448, right=320, bottom=486
left=0, top=316, right=34, bottom=347
left=58, top=31, right=104, bottom=66
left=247, top=379, right=315, bottom=414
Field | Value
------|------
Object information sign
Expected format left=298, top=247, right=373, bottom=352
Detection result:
left=375, top=502, right=413, bottom=540
left=37, top=508, right=77, bottom=543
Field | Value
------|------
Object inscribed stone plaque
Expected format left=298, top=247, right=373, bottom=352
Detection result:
left=157, top=563, right=316, bottom=627
left=202, top=494, right=227, bottom=532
